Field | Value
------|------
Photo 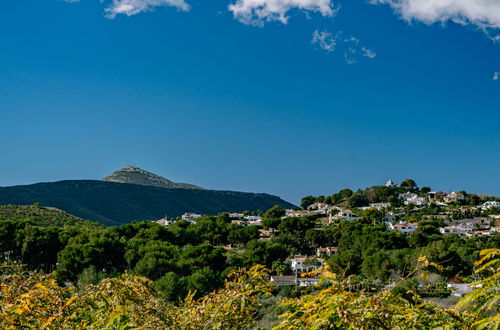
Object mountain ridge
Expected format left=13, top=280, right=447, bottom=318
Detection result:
left=0, top=179, right=295, bottom=226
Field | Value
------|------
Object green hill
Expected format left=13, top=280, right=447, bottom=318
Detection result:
left=0, top=180, right=295, bottom=226
left=0, top=204, right=101, bottom=229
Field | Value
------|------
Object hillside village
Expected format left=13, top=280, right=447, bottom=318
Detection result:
left=158, top=179, right=499, bottom=240
left=152, top=179, right=499, bottom=293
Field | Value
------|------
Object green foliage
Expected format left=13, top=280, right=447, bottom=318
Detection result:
left=301, top=195, right=316, bottom=209
left=400, top=178, right=417, bottom=190
left=0, top=252, right=499, bottom=329
left=0, top=264, right=271, bottom=329
left=456, top=248, right=500, bottom=329
left=76, top=265, right=106, bottom=289
left=265, top=205, right=286, bottom=219
left=0, top=204, right=100, bottom=229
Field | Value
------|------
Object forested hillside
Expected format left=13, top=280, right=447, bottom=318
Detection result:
left=0, top=204, right=100, bottom=229
left=0, top=180, right=295, bottom=225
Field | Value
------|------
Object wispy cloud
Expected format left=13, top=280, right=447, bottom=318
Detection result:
left=104, top=0, right=190, bottom=18
left=362, top=47, right=377, bottom=58
left=494, top=72, right=500, bottom=80
left=228, top=0, right=337, bottom=26
left=312, top=30, right=376, bottom=64
left=370, top=0, right=500, bottom=40
left=311, top=30, right=336, bottom=52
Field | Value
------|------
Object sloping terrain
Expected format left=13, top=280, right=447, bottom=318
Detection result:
left=0, top=204, right=101, bottom=228
left=0, top=180, right=295, bottom=226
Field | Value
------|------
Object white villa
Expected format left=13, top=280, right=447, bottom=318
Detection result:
left=387, top=222, right=418, bottom=234
left=399, top=192, right=426, bottom=206
left=290, top=256, right=324, bottom=274
left=444, top=192, right=465, bottom=203
left=156, top=219, right=174, bottom=226
left=329, top=209, right=359, bottom=222
left=440, top=223, right=474, bottom=237
left=481, top=201, right=500, bottom=210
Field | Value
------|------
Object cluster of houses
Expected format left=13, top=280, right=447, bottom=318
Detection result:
left=397, top=191, right=467, bottom=206
left=440, top=220, right=499, bottom=237
left=153, top=182, right=498, bottom=240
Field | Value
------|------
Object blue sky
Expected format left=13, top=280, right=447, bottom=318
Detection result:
left=0, top=0, right=499, bottom=203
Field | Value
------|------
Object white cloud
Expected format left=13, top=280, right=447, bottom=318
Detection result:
left=362, top=47, right=377, bottom=58
left=371, top=0, right=500, bottom=37
left=311, top=30, right=336, bottom=52
left=312, top=29, right=376, bottom=64
left=494, top=72, right=500, bottom=80
left=105, top=0, right=190, bottom=18
left=228, top=0, right=336, bottom=26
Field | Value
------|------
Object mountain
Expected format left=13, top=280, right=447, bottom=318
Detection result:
left=102, top=166, right=204, bottom=190
left=0, top=180, right=295, bottom=226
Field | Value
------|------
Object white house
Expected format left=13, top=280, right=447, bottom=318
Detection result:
left=156, top=219, right=174, bottom=226
left=181, top=213, right=202, bottom=222
left=244, top=215, right=262, bottom=222
left=369, top=202, right=391, bottom=210
left=447, top=283, right=481, bottom=297
left=399, top=192, right=426, bottom=206
left=444, top=192, right=465, bottom=203
left=330, top=209, right=359, bottom=222
left=440, top=223, right=474, bottom=236
left=229, top=213, right=245, bottom=219
left=481, top=201, right=500, bottom=210
left=404, top=197, right=426, bottom=206
left=290, top=256, right=323, bottom=274
left=298, top=278, right=321, bottom=286
left=316, top=247, right=338, bottom=257
left=287, top=210, right=315, bottom=218
left=383, top=212, right=397, bottom=222
left=399, top=192, right=418, bottom=200
left=388, top=222, right=418, bottom=234
left=308, top=203, right=340, bottom=215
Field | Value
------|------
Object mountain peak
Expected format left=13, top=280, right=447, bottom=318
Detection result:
left=102, top=166, right=204, bottom=190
